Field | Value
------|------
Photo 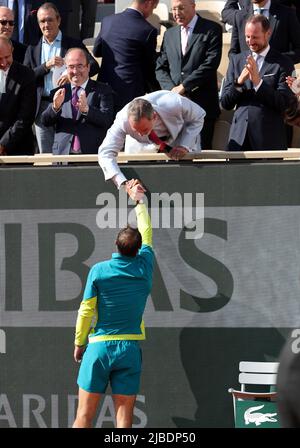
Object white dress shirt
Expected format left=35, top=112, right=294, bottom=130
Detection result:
left=252, top=45, right=270, bottom=91
left=41, top=30, right=62, bottom=96
left=0, top=68, right=9, bottom=93
left=181, top=14, right=198, bottom=55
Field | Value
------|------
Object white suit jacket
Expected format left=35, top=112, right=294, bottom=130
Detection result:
left=98, top=90, right=206, bottom=187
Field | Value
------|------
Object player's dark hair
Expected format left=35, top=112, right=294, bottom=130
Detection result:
left=116, top=226, right=142, bottom=257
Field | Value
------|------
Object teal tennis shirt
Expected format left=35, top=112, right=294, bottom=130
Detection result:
left=75, top=203, right=153, bottom=346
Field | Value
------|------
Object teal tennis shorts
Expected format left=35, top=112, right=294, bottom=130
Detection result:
left=77, top=340, right=142, bottom=395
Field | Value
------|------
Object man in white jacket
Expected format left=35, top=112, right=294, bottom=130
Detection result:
left=98, top=90, right=206, bottom=189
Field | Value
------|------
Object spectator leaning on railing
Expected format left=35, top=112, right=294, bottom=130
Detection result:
left=98, top=90, right=206, bottom=190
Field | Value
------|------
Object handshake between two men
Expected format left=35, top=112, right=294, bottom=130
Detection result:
left=124, top=179, right=146, bottom=203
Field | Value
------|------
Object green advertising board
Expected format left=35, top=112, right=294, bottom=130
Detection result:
left=0, top=162, right=299, bottom=427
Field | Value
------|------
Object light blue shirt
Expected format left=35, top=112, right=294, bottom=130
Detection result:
left=253, top=0, right=271, bottom=18
left=8, top=0, right=25, bottom=43
left=41, top=30, right=62, bottom=96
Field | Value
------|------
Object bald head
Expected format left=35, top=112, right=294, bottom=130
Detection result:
left=0, top=6, right=13, bottom=16
left=0, top=7, right=15, bottom=39
left=0, top=36, right=13, bottom=71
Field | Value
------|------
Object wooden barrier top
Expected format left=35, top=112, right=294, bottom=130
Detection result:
left=0, top=150, right=300, bottom=165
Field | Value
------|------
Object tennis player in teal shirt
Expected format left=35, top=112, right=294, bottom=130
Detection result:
left=73, top=189, right=153, bottom=428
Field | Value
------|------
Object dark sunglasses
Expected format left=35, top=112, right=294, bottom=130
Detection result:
left=0, top=20, right=14, bottom=26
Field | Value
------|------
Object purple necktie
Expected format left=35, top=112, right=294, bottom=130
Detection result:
left=71, top=86, right=81, bottom=152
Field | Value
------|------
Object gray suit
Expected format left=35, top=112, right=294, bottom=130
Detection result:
left=98, top=90, right=206, bottom=186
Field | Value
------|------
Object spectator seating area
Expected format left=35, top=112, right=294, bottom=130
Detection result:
left=2, top=0, right=300, bottom=159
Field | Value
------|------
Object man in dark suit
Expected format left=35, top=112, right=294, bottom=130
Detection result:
left=0, top=1, right=73, bottom=45
left=221, top=14, right=294, bottom=151
left=0, top=36, right=36, bottom=155
left=155, top=0, right=222, bottom=149
left=93, top=0, right=160, bottom=112
left=222, top=0, right=300, bottom=27
left=41, top=47, right=114, bottom=154
left=66, top=0, right=97, bottom=40
left=229, top=0, right=300, bottom=64
left=0, top=5, right=26, bottom=62
left=282, top=0, right=300, bottom=23
left=222, top=0, right=251, bottom=27
left=24, top=2, right=99, bottom=153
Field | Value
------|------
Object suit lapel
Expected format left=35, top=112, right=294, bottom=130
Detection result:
left=185, top=15, right=201, bottom=55
left=5, top=62, right=22, bottom=95
left=174, top=26, right=182, bottom=59
left=62, top=84, right=73, bottom=118
left=259, top=57, right=270, bottom=79
left=35, top=39, right=42, bottom=65
left=61, top=35, right=68, bottom=57
left=268, top=4, right=279, bottom=42
left=259, top=49, right=275, bottom=79
left=238, top=54, right=253, bottom=90
left=84, top=79, right=93, bottom=99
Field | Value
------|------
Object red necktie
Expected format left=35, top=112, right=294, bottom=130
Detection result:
left=148, top=130, right=172, bottom=153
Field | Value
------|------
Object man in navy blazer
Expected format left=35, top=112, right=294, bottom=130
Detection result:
left=93, top=0, right=160, bottom=112
left=24, top=2, right=99, bottom=153
left=221, top=14, right=294, bottom=151
left=156, top=0, right=222, bottom=149
left=229, top=0, right=300, bottom=64
left=41, top=48, right=114, bottom=154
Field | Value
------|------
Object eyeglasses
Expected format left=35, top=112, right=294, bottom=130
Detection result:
left=0, top=20, right=14, bottom=26
left=66, top=64, right=88, bottom=71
